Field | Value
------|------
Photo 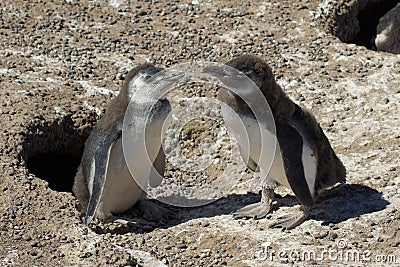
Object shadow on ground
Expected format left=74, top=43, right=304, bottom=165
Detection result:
left=91, top=183, right=389, bottom=234
left=312, top=183, right=390, bottom=225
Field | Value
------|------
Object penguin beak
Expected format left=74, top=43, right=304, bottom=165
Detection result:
left=203, top=65, right=259, bottom=98
left=156, top=70, right=184, bottom=100
left=204, top=65, right=254, bottom=79
left=163, top=70, right=185, bottom=82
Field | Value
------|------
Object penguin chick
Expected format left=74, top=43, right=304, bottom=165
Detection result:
left=205, top=54, right=346, bottom=229
left=73, top=63, right=183, bottom=225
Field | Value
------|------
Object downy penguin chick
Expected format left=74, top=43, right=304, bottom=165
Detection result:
left=206, top=54, right=346, bottom=229
left=73, top=63, right=182, bottom=225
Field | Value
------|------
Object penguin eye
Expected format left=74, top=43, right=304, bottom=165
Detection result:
left=310, top=154, right=314, bottom=157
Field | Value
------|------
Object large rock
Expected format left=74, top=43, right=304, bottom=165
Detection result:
left=376, top=3, right=400, bottom=54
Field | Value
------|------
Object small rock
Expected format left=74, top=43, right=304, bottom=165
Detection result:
left=314, top=231, right=329, bottom=239
left=329, top=232, right=338, bottom=240
left=202, top=222, right=210, bottom=227
left=137, top=237, right=145, bottom=245
left=13, top=234, right=22, bottom=240
left=29, top=251, right=37, bottom=256
left=22, top=234, right=32, bottom=241
left=79, top=252, right=93, bottom=258
left=177, top=243, right=187, bottom=249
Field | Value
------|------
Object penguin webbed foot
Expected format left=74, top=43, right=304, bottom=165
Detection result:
left=233, top=188, right=274, bottom=219
left=233, top=202, right=272, bottom=219
left=137, top=199, right=178, bottom=222
left=105, top=215, right=130, bottom=224
left=110, top=216, right=144, bottom=226
left=269, top=205, right=310, bottom=230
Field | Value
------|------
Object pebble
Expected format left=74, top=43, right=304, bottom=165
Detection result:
left=177, top=243, right=187, bottom=249
left=329, top=232, right=338, bottom=240
left=202, top=222, right=210, bottom=227
left=313, top=231, right=329, bottom=239
left=22, top=233, right=32, bottom=241
left=79, top=252, right=93, bottom=258
left=13, top=234, right=22, bottom=240
left=30, top=241, right=39, bottom=247
left=29, top=251, right=37, bottom=256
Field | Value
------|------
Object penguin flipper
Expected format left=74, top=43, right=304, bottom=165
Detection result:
left=246, top=157, right=260, bottom=172
left=72, top=165, right=89, bottom=215
left=85, top=127, right=121, bottom=225
left=276, top=123, right=315, bottom=208
left=269, top=123, right=314, bottom=229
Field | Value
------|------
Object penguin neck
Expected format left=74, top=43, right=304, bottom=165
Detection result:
left=220, top=88, right=258, bottom=117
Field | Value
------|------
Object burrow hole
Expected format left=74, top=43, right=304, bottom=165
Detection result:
left=336, top=0, right=399, bottom=54
left=352, top=0, right=398, bottom=51
left=21, top=116, right=92, bottom=192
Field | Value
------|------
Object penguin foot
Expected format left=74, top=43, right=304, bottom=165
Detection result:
left=269, top=205, right=310, bottom=230
left=137, top=200, right=178, bottom=222
left=233, top=202, right=272, bottom=219
left=233, top=188, right=274, bottom=219
left=111, top=216, right=138, bottom=225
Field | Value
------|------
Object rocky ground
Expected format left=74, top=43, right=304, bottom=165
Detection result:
left=0, top=0, right=399, bottom=266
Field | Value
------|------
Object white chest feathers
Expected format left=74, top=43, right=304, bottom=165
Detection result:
left=300, top=142, right=317, bottom=198
left=221, top=106, right=318, bottom=198
left=99, top=138, right=143, bottom=217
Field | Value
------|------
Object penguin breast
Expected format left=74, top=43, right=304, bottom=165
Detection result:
left=101, top=138, right=143, bottom=214
left=301, top=142, right=317, bottom=198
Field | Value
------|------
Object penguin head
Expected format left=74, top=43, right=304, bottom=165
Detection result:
left=121, top=64, right=183, bottom=136
left=225, top=54, right=276, bottom=93
left=125, top=65, right=184, bottom=101
left=125, top=65, right=164, bottom=100
left=99, top=64, right=171, bottom=127
left=204, top=55, right=274, bottom=96
left=208, top=54, right=292, bottom=119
